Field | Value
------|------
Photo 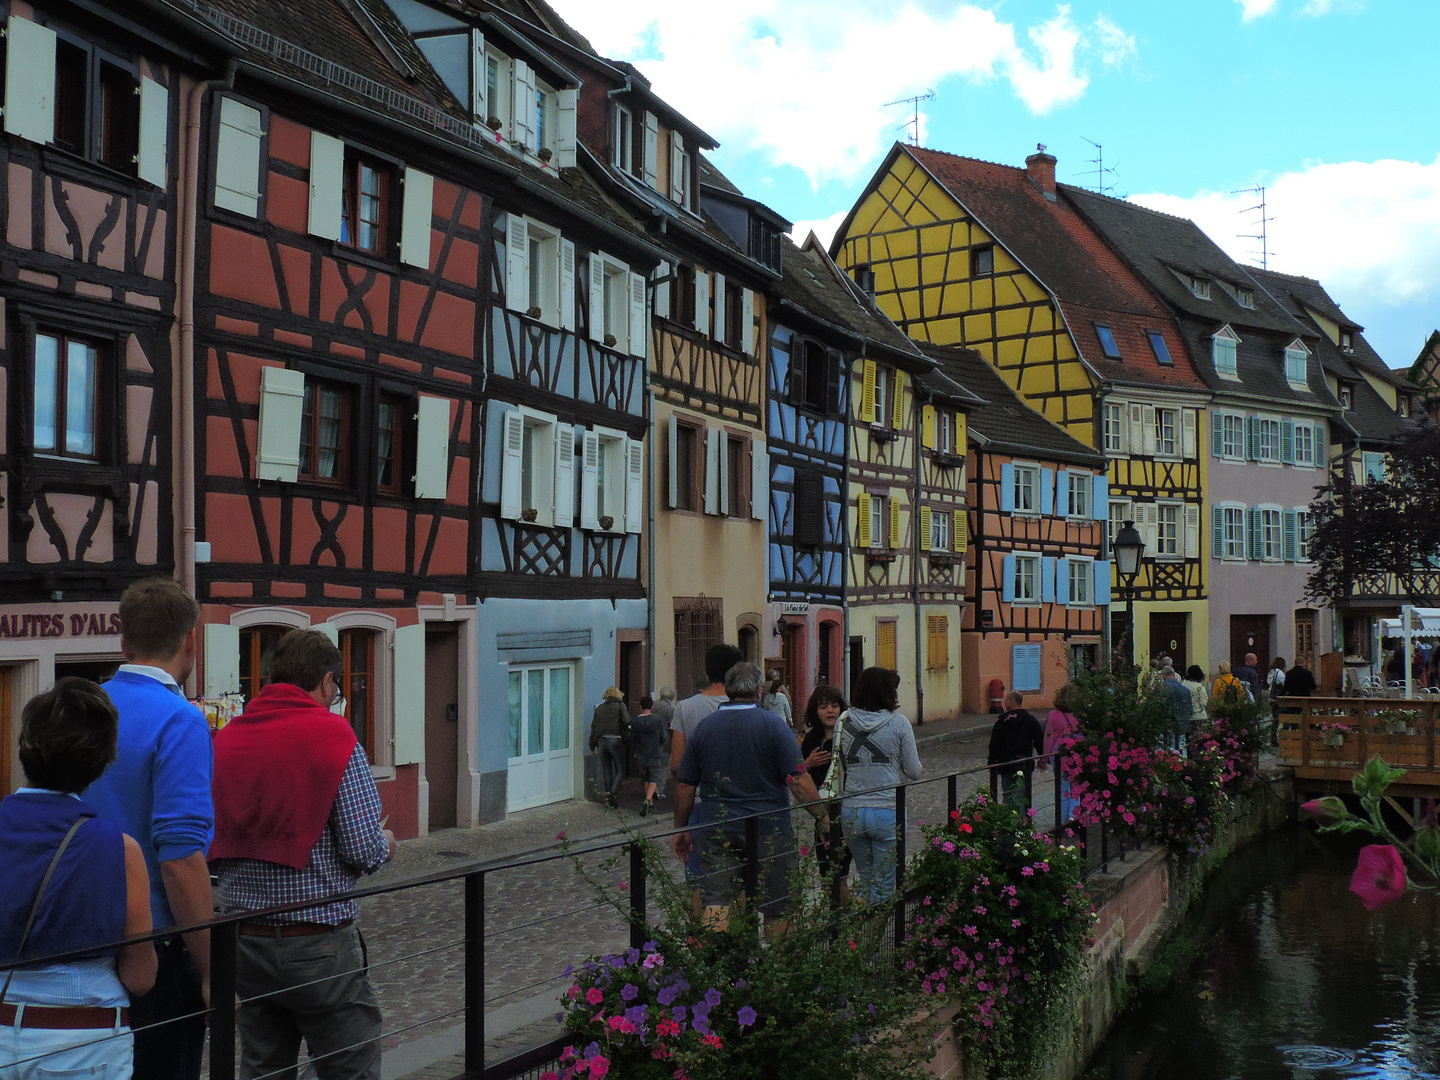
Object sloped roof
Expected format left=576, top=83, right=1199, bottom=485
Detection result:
left=1410, top=331, right=1440, bottom=391
left=919, top=343, right=1102, bottom=466
left=901, top=146, right=1204, bottom=393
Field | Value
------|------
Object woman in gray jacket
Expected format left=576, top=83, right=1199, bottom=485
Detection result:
left=839, top=667, right=922, bottom=903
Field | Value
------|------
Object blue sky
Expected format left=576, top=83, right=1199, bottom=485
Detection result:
left=548, top=0, right=1440, bottom=370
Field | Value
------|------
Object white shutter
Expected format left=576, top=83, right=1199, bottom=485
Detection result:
left=554, top=425, right=576, bottom=528
left=712, top=273, right=726, bottom=342
left=751, top=437, right=768, bottom=522
left=653, top=262, right=671, bottom=320
left=1141, top=504, right=1158, bottom=553
left=203, top=623, right=241, bottom=698
left=742, top=288, right=756, bottom=356
left=554, top=88, right=577, bottom=168
left=4, top=16, right=56, bottom=145
left=1141, top=404, right=1157, bottom=456
left=1181, top=409, right=1197, bottom=459
left=400, top=168, right=435, bottom=269
left=414, top=395, right=450, bottom=499
left=642, top=112, right=659, bottom=188
left=588, top=254, right=606, bottom=342
left=1127, top=403, right=1143, bottom=455
left=505, top=215, right=529, bottom=312
left=578, top=430, right=599, bottom=530
left=470, top=29, right=486, bottom=120
left=704, top=425, right=722, bottom=515
left=308, top=131, right=344, bottom=240
left=628, top=271, right=647, bottom=358
left=256, top=366, right=304, bottom=482
left=137, top=77, right=169, bottom=188
left=314, top=622, right=339, bottom=647
left=669, top=131, right=685, bottom=202
left=511, top=59, right=534, bottom=148
left=392, top=624, right=426, bottom=766
left=694, top=271, right=711, bottom=337
left=667, top=413, right=680, bottom=509
left=213, top=97, right=263, bottom=217
left=624, top=437, right=644, bottom=534
left=500, top=408, right=524, bottom=519
left=559, top=239, right=576, bottom=332
left=1184, top=503, right=1201, bottom=559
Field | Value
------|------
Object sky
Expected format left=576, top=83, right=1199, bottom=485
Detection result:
left=545, top=0, right=1440, bottom=371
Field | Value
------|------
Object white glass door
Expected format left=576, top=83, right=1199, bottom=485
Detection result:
left=506, top=664, right=574, bottom=811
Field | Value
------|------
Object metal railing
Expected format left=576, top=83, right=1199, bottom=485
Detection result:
left=1, top=751, right=1130, bottom=1080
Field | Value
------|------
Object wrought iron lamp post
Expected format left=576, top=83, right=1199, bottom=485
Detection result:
left=1112, top=520, right=1145, bottom=668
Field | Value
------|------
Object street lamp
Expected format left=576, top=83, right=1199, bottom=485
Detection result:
left=1112, top=520, right=1145, bottom=668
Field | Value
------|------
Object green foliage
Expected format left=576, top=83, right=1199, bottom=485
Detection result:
left=1304, top=755, right=1440, bottom=891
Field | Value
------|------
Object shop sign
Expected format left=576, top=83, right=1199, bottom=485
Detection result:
left=780, top=602, right=810, bottom=615
left=0, top=610, right=122, bottom=639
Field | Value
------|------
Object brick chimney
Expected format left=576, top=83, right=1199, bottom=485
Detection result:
left=1025, top=146, right=1057, bottom=201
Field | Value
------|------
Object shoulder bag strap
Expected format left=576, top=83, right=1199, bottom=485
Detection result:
left=0, top=813, right=93, bottom=1006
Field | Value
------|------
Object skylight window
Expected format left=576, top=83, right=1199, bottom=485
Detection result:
left=1094, top=323, right=1121, bottom=360
left=1147, top=331, right=1172, bottom=365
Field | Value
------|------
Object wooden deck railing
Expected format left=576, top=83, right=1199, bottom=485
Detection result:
left=1277, top=696, right=1440, bottom=788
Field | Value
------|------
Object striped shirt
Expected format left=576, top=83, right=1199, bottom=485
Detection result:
left=213, top=746, right=390, bottom=926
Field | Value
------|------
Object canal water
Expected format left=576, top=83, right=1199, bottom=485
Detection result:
left=1085, top=825, right=1440, bottom=1079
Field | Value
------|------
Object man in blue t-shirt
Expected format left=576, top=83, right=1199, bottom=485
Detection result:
left=674, top=662, right=828, bottom=934
left=85, top=578, right=214, bottom=1080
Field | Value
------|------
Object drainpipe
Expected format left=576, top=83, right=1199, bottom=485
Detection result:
left=646, top=373, right=656, bottom=695
left=913, top=383, right=925, bottom=724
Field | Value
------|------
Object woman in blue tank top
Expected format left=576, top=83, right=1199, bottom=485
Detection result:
left=0, top=678, right=157, bottom=1078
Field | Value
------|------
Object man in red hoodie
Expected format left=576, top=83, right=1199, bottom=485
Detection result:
left=209, top=629, right=394, bottom=1080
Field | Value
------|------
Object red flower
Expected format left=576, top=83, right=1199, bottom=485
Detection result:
left=1351, top=844, right=1408, bottom=911
left=958, top=823, right=973, bottom=834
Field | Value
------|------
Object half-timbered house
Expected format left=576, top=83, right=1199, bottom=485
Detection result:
left=833, top=146, right=1212, bottom=672
left=924, top=346, right=1108, bottom=711
left=0, top=1, right=201, bottom=791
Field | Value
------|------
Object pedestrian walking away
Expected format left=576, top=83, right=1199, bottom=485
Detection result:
left=1266, top=658, right=1287, bottom=746
left=208, top=629, right=395, bottom=1080
left=83, top=578, right=213, bottom=1080
left=588, top=687, right=630, bottom=808
left=630, top=696, right=669, bottom=816
left=1235, top=653, right=1264, bottom=704
left=763, top=674, right=793, bottom=735
left=0, top=679, right=158, bottom=1080
left=1212, top=661, right=1248, bottom=704
left=1182, top=665, right=1210, bottom=727
left=1158, top=665, right=1194, bottom=753
left=987, top=692, right=1045, bottom=810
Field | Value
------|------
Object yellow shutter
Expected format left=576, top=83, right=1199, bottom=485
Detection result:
left=860, top=359, right=877, bottom=424
left=926, top=615, right=948, bottom=671
left=877, top=619, right=897, bottom=671
left=856, top=492, right=871, bottom=547
left=921, top=405, right=937, bottom=449
left=892, top=371, right=905, bottom=429
left=956, top=412, right=967, bottom=455
left=954, top=508, right=968, bottom=553
left=888, top=498, right=901, bottom=549
left=919, top=504, right=932, bottom=550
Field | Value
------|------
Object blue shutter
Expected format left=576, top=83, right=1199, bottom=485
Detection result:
left=1314, top=424, right=1326, bottom=466
left=1012, top=643, right=1042, bottom=693
left=1246, top=508, right=1258, bottom=561
left=1056, top=470, right=1070, bottom=515
left=1039, top=468, right=1054, bottom=515
left=1041, top=557, right=1056, bottom=602
left=1212, top=506, right=1225, bottom=559
left=1211, top=411, right=1224, bottom=457
left=1280, top=419, right=1294, bottom=464
left=1245, top=417, right=1256, bottom=461
left=1001, top=554, right=1016, bottom=602
left=1092, top=474, right=1108, bottom=520
left=1094, top=560, right=1111, bottom=605
left=1283, top=510, right=1297, bottom=562
left=1055, top=557, right=1070, bottom=604
left=1000, top=463, right=1015, bottom=512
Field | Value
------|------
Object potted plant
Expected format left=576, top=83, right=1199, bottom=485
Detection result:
left=521, top=507, right=538, bottom=523
left=598, top=514, right=614, bottom=531
left=527, top=304, right=542, bottom=320
left=487, top=115, right=503, bottom=131
left=537, top=146, right=554, bottom=163
left=1317, top=722, right=1349, bottom=748
left=1377, top=710, right=1410, bottom=736
left=604, top=332, right=618, bottom=348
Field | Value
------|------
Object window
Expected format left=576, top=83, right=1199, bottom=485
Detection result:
left=673, top=264, right=696, bottom=328
left=1260, top=507, right=1282, bottom=561
left=1067, top=472, right=1090, bottom=518
left=601, top=258, right=631, bottom=351
left=1339, top=384, right=1353, bottom=410
left=872, top=366, right=889, bottom=429
left=376, top=393, right=406, bottom=495
left=485, top=49, right=509, bottom=132
left=971, top=245, right=994, bottom=277
left=936, top=411, right=954, bottom=454
left=1255, top=417, right=1281, bottom=463
left=1191, top=277, right=1212, bottom=300
left=1154, top=408, right=1178, bottom=457
left=926, top=615, right=949, bottom=672
left=1236, top=287, right=1254, bottom=309
left=1362, top=451, right=1385, bottom=483
left=672, top=420, right=701, bottom=512
left=1284, top=343, right=1308, bottom=386
left=339, top=629, right=375, bottom=759
left=239, top=626, right=287, bottom=703
left=1221, top=506, right=1246, bottom=560
left=1213, top=328, right=1238, bottom=376
left=595, top=430, right=627, bottom=528
left=930, top=508, right=950, bottom=551
left=1108, top=499, right=1131, bottom=547
left=674, top=597, right=724, bottom=696
left=1293, top=423, right=1314, bottom=467
left=724, top=284, right=745, bottom=351
left=1068, top=559, right=1091, bottom=605
left=341, top=150, right=391, bottom=254
left=1156, top=503, right=1180, bottom=558
left=299, top=381, right=351, bottom=484
left=523, top=220, right=562, bottom=325
left=851, top=264, right=876, bottom=297
left=1147, top=331, right=1173, bottom=365
left=1013, top=465, right=1039, bottom=514
left=1296, top=510, right=1314, bottom=562
left=1094, top=323, right=1121, bottom=360
left=1103, top=403, right=1126, bottom=454
left=519, top=414, right=556, bottom=519
left=876, top=619, right=898, bottom=671
left=866, top=493, right=885, bottom=549
left=1399, top=396, right=1411, bottom=419
left=725, top=433, right=750, bottom=519
left=1217, top=412, right=1245, bottom=459
left=1014, top=555, right=1040, bottom=603
left=34, top=332, right=101, bottom=461
left=533, top=78, right=553, bottom=154
left=791, top=339, right=837, bottom=415
left=54, top=40, right=89, bottom=154
left=51, top=38, right=141, bottom=174
left=1340, top=331, right=1353, bottom=353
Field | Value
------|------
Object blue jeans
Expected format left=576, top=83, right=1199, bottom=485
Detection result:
left=841, top=806, right=897, bottom=903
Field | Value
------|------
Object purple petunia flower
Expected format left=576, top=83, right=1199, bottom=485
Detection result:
left=671, top=1006, right=687, bottom=1022
left=737, top=1005, right=757, bottom=1027
left=657, top=985, right=681, bottom=1006
left=703, top=988, right=722, bottom=1008
left=620, top=983, right=638, bottom=1001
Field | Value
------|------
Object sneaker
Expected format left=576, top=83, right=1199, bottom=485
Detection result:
left=640, top=799, right=651, bottom=817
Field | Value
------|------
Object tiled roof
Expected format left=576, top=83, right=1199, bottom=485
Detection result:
left=1410, top=331, right=1440, bottom=391
left=919, top=343, right=1103, bottom=466
left=904, top=147, right=1204, bottom=393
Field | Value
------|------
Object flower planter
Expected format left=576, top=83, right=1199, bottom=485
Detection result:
left=1322, top=734, right=1345, bottom=748
left=521, top=507, right=539, bottom=523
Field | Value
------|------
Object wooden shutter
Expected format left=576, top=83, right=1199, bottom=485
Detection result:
left=400, top=168, right=435, bottom=268
left=554, top=88, right=578, bottom=168
left=1280, top=419, right=1294, bottom=464
left=256, top=366, right=304, bottom=482
left=921, top=404, right=937, bottom=449
left=1211, top=411, right=1225, bottom=458
left=892, top=371, right=906, bottom=429
left=1184, top=503, right=1200, bottom=559
left=694, top=271, right=711, bottom=337
left=5, top=16, right=57, bottom=144
left=856, top=491, right=871, bottom=547
left=1054, top=557, right=1069, bottom=604
left=204, top=623, right=241, bottom=698
left=1141, top=404, right=1157, bottom=456
left=717, top=431, right=730, bottom=517
left=470, top=29, right=487, bottom=120
left=551, top=424, right=575, bottom=528
left=669, top=131, right=686, bottom=202
left=1041, top=557, right=1056, bottom=602
left=918, top=505, right=932, bottom=551
left=625, top=437, right=644, bottom=534
left=1181, top=409, right=1197, bottom=458
left=559, top=239, right=576, bottom=332
left=578, top=430, right=599, bottom=530
left=956, top=413, right=967, bottom=459
left=652, top=261, right=670, bottom=320
left=1039, top=468, right=1054, bottom=515
left=1001, top=554, right=1016, bottom=603
left=511, top=59, right=534, bottom=148
left=1127, top=403, right=1144, bottom=453
left=704, top=426, right=722, bottom=515
left=1056, top=470, right=1071, bottom=515
left=751, top=437, right=768, bottom=522
left=1314, top=424, right=1326, bottom=466
left=506, top=215, right=529, bottom=312
left=888, top=498, right=901, bottom=549
left=214, top=97, right=263, bottom=217
left=666, top=414, right=680, bottom=510
left=642, top=112, right=659, bottom=187
left=392, top=624, right=426, bottom=766
left=413, top=395, right=450, bottom=499
left=999, top=463, right=1015, bottom=512
left=1245, top=508, right=1259, bottom=561
left=628, top=271, right=647, bottom=358
left=1094, top=561, right=1112, bottom=606
left=794, top=472, right=823, bottom=547
left=712, top=273, right=726, bottom=342
left=859, top=361, right=877, bottom=424
left=877, top=620, right=897, bottom=671
left=954, top=508, right=967, bottom=553
left=137, top=77, right=169, bottom=188
left=500, top=408, right=524, bottom=519
left=588, top=254, right=606, bottom=341
left=1283, top=510, right=1297, bottom=562
left=1212, top=506, right=1225, bottom=559
left=926, top=615, right=948, bottom=671
left=1091, top=474, right=1108, bottom=521
left=307, top=131, right=344, bottom=240
left=1013, top=644, right=1042, bottom=692
left=742, top=288, right=756, bottom=356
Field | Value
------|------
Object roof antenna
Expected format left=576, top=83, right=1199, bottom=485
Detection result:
left=884, top=90, right=936, bottom=146
left=1079, top=137, right=1118, bottom=195
left=1234, top=185, right=1274, bottom=270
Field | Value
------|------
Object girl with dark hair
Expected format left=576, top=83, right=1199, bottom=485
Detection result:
left=763, top=675, right=793, bottom=732
left=799, top=685, right=851, bottom=905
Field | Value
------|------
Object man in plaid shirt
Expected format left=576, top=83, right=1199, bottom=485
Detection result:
left=210, top=630, right=395, bottom=1080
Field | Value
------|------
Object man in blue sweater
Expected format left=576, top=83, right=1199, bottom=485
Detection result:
left=86, top=577, right=214, bottom=1080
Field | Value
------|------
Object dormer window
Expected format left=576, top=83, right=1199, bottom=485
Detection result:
left=1212, top=325, right=1240, bottom=377
left=1339, top=383, right=1353, bottom=410
left=1340, top=331, right=1353, bottom=353
left=852, top=264, right=876, bottom=298
left=1235, top=287, right=1254, bottom=309
left=1093, top=323, right=1121, bottom=360
left=1283, top=340, right=1309, bottom=387
left=612, top=103, right=633, bottom=173
left=1399, top=396, right=1410, bottom=419
left=669, top=132, right=690, bottom=208
left=1191, top=277, right=1212, bottom=300
left=1147, top=331, right=1173, bottom=365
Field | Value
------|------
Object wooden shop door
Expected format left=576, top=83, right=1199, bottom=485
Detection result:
left=1149, top=612, right=1188, bottom=673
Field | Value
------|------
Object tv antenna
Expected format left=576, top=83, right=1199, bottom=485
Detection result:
left=884, top=90, right=935, bottom=146
left=1078, top=137, right=1119, bottom=195
left=1233, top=185, right=1274, bottom=269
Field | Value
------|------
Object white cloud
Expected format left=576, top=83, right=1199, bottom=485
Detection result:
left=788, top=210, right=850, bottom=251
left=1236, top=0, right=1362, bottom=18
left=1235, top=0, right=1278, bottom=18
left=1130, top=155, right=1440, bottom=336
left=547, top=2, right=1132, bottom=185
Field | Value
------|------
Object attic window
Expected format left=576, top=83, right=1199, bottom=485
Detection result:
left=1093, top=323, right=1121, bottom=360
left=1235, top=287, right=1254, bottom=309
left=1212, top=325, right=1239, bottom=378
left=1399, top=396, right=1410, bottom=419
left=852, top=263, right=876, bottom=298
left=1340, top=331, right=1353, bottom=353
left=1339, top=383, right=1353, bottom=411
left=971, top=245, right=994, bottom=277
left=612, top=103, right=633, bottom=173
left=1191, top=277, right=1212, bottom=300
left=1147, top=331, right=1173, bottom=365
left=1284, top=342, right=1308, bottom=387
